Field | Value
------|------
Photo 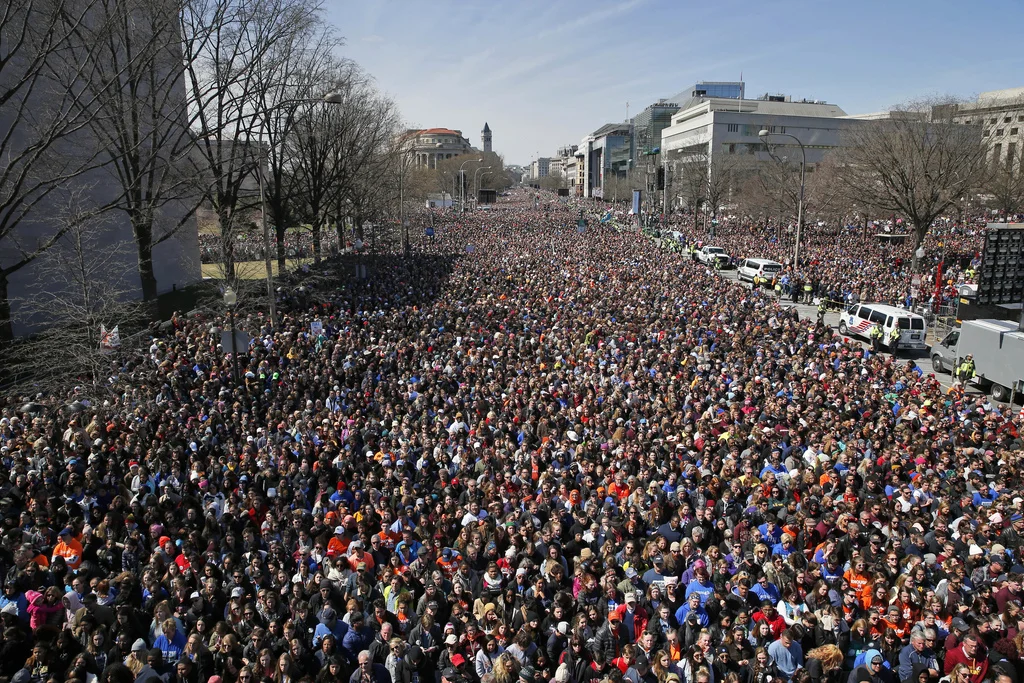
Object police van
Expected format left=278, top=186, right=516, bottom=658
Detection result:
left=838, top=303, right=928, bottom=352
left=737, top=258, right=783, bottom=284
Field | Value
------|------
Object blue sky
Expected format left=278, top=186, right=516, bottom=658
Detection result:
left=328, top=0, right=1024, bottom=167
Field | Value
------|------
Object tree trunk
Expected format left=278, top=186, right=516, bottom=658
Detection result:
left=312, top=222, right=322, bottom=264
left=133, top=217, right=159, bottom=301
left=0, top=273, right=11, bottom=341
left=912, top=226, right=927, bottom=272
left=219, top=208, right=235, bottom=280
left=276, top=223, right=287, bottom=270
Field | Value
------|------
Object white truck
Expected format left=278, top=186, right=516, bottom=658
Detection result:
left=695, top=245, right=731, bottom=268
left=930, top=318, right=1024, bottom=402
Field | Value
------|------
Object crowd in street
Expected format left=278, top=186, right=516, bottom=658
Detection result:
left=653, top=212, right=991, bottom=310
left=1, top=191, right=1023, bottom=683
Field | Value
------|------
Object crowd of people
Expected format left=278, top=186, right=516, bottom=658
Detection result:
left=649, top=211, right=993, bottom=311
left=1, top=191, right=1023, bottom=683
left=199, top=230, right=341, bottom=264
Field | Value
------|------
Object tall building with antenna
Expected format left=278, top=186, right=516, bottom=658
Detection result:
left=481, top=122, right=492, bottom=153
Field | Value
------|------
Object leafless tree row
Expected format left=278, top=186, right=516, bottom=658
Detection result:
left=1, top=0, right=408, bottom=345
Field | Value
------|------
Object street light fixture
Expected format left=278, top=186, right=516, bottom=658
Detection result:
left=458, top=158, right=483, bottom=213
left=759, top=129, right=806, bottom=267
left=257, top=90, right=344, bottom=327
left=472, top=166, right=491, bottom=210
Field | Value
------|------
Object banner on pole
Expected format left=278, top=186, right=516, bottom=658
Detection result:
left=632, top=190, right=641, bottom=216
left=99, top=325, right=121, bottom=353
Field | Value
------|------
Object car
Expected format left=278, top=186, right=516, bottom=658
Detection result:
left=737, top=258, right=783, bottom=284
left=696, top=246, right=730, bottom=268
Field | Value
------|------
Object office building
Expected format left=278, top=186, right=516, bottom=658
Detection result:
left=581, top=124, right=633, bottom=198
left=661, top=93, right=850, bottom=165
left=933, top=88, right=1024, bottom=165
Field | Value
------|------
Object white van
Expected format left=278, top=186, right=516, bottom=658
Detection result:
left=838, top=303, right=927, bottom=352
left=737, top=258, right=783, bottom=284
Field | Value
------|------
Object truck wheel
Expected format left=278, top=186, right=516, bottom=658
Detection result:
left=992, top=383, right=1011, bottom=403
left=838, top=322, right=849, bottom=335
left=931, top=357, right=944, bottom=374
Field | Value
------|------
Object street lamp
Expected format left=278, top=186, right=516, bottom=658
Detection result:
left=223, top=286, right=240, bottom=387
left=759, top=129, right=806, bottom=267
left=257, top=89, right=345, bottom=327
left=458, top=157, right=483, bottom=213
left=472, top=166, right=491, bottom=210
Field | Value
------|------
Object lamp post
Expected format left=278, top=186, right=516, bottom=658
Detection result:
left=257, top=89, right=345, bottom=327
left=458, top=158, right=482, bottom=213
left=398, top=142, right=440, bottom=255
left=472, top=166, right=491, bottom=210
left=223, top=286, right=240, bottom=387
left=759, top=129, right=806, bottom=267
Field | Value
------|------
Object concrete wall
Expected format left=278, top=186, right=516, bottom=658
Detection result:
left=0, top=4, right=201, bottom=337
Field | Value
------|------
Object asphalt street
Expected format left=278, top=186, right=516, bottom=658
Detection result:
left=711, top=266, right=969, bottom=395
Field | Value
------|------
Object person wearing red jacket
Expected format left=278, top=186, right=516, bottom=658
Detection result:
left=944, top=634, right=989, bottom=683
left=615, top=593, right=649, bottom=642
left=752, top=601, right=787, bottom=640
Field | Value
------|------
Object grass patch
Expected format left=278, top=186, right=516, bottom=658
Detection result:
left=201, top=258, right=313, bottom=280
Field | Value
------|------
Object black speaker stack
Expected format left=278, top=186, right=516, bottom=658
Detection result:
left=976, top=224, right=1024, bottom=305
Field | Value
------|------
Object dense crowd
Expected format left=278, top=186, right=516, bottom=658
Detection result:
left=1, top=192, right=1023, bottom=683
left=199, top=230, right=342, bottom=264
left=652, top=211, right=993, bottom=309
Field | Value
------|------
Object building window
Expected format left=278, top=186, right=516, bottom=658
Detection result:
left=1008, top=143, right=1017, bottom=169
left=991, top=118, right=998, bottom=124
left=1012, top=128, right=1019, bottom=135
left=729, top=143, right=736, bottom=154
left=983, top=130, right=990, bottom=137
left=997, top=129, right=1004, bottom=136
left=1005, top=117, right=1012, bottom=123
left=727, top=123, right=738, bottom=133
left=993, top=143, right=1002, bottom=160
left=965, top=119, right=971, bottom=124
left=780, top=126, right=786, bottom=133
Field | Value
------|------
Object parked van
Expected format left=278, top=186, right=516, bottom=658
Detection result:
left=737, top=258, right=783, bottom=284
left=839, top=303, right=927, bottom=352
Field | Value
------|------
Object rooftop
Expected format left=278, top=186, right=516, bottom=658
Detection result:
left=418, top=128, right=464, bottom=137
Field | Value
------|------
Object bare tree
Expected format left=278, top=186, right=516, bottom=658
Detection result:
left=981, top=145, right=1024, bottom=216
left=3, top=194, right=146, bottom=398
left=288, top=60, right=399, bottom=258
left=0, top=0, right=119, bottom=339
left=179, top=0, right=326, bottom=283
left=53, top=0, right=200, bottom=301
left=835, top=101, right=987, bottom=269
left=251, top=18, right=341, bottom=268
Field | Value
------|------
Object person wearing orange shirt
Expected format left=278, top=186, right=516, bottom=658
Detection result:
left=52, top=527, right=83, bottom=570
left=844, top=557, right=872, bottom=595
left=327, top=526, right=351, bottom=557
left=347, top=541, right=375, bottom=573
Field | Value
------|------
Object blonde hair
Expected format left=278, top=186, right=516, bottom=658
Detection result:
left=806, top=644, right=843, bottom=671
